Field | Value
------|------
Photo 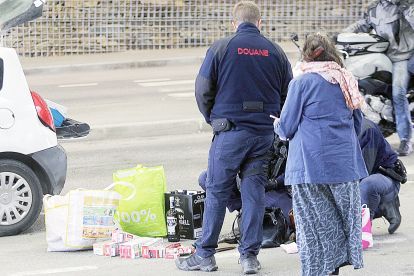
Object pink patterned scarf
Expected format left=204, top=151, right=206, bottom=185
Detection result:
left=300, top=61, right=365, bottom=110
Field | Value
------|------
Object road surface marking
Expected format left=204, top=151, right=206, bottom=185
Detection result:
left=11, top=266, right=98, bottom=276
left=58, top=83, right=98, bottom=88
left=93, top=118, right=204, bottom=129
left=133, top=78, right=171, bottom=83
left=159, top=87, right=193, bottom=93
left=168, top=92, right=194, bottom=98
left=139, top=80, right=195, bottom=87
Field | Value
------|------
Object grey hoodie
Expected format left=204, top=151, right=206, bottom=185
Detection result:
left=344, top=0, right=414, bottom=62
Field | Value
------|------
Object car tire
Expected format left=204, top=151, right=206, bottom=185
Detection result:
left=0, top=159, right=43, bottom=237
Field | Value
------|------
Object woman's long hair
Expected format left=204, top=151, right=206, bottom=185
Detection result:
left=302, top=33, right=344, bottom=68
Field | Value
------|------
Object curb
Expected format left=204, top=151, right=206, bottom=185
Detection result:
left=23, top=56, right=205, bottom=75
left=22, top=50, right=300, bottom=75
left=71, top=118, right=212, bottom=143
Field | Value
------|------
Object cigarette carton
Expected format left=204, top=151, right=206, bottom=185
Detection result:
left=111, top=229, right=136, bottom=243
left=103, top=241, right=120, bottom=257
left=141, top=238, right=163, bottom=259
left=119, top=237, right=152, bottom=259
left=164, top=243, right=194, bottom=259
left=93, top=241, right=106, bottom=256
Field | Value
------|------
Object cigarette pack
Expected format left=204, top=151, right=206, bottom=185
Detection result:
left=103, top=241, right=120, bottom=257
left=111, top=229, right=136, bottom=243
left=119, top=237, right=152, bottom=259
left=141, top=238, right=163, bottom=259
left=93, top=241, right=106, bottom=256
left=147, top=246, right=163, bottom=258
left=93, top=241, right=119, bottom=257
left=164, top=243, right=194, bottom=259
left=164, top=243, right=181, bottom=259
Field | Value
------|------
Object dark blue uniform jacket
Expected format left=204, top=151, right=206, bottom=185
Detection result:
left=359, top=118, right=398, bottom=174
left=195, top=22, right=293, bottom=135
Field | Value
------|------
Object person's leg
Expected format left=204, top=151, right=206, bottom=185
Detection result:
left=238, top=133, right=273, bottom=274
left=360, top=174, right=399, bottom=219
left=392, top=60, right=412, bottom=155
left=408, top=55, right=414, bottom=75
left=195, top=131, right=245, bottom=258
left=330, top=181, right=364, bottom=273
left=264, top=190, right=293, bottom=227
left=238, top=134, right=273, bottom=257
left=176, top=131, right=245, bottom=272
left=198, top=169, right=242, bottom=212
left=292, top=183, right=352, bottom=275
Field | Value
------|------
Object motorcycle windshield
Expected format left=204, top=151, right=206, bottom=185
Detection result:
left=0, top=0, right=45, bottom=32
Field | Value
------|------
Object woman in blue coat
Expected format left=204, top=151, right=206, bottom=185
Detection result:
left=274, top=34, right=368, bottom=276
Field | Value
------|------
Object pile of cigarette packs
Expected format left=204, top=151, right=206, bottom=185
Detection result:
left=93, top=229, right=193, bottom=259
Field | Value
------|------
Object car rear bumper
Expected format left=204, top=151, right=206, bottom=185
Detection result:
left=30, top=145, right=67, bottom=195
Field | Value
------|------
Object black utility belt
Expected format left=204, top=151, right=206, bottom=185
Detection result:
left=243, top=101, right=264, bottom=113
left=211, top=101, right=272, bottom=133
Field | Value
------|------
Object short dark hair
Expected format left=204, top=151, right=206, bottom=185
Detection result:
left=302, top=33, right=344, bottom=67
left=232, top=1, right=261, bottom=25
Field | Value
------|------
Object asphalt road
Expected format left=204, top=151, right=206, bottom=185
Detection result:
left=1, top=64, right=414, bottom=276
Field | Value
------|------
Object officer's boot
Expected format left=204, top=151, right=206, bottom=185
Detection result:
left=379, top=196, right=402, bottom=234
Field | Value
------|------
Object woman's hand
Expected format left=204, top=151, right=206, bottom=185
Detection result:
left=270, top=115, right=280, bottom=129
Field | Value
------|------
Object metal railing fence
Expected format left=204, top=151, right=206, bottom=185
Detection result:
left=2, top=0, right=370, bottom=57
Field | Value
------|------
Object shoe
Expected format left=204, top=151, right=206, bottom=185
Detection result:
left=261, top=208, right=288, bottom=248
left=240, top=256, right=261, bottom=274
left=379, top=196, right=402, bottom=234
left=175, top=253, right=218, bottom=272
left=397, top=140, right=413, bottom=156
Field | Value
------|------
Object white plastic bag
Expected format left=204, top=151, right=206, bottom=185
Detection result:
left=44, top=183, right=132, bottom=252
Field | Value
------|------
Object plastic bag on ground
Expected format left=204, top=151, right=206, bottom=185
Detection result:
left=113, top=165, right=167, bottom=237
left=44, top=184, right=122, bottom=251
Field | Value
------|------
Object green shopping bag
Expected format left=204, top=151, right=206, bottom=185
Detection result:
left=113, top=165, right=167, bottom=237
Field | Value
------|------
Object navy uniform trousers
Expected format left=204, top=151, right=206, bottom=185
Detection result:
left=198, top=172, right=293, bottom=228
left=359, top=173, right=400, bottom=219
left=195, top=128, right=273, bottom=259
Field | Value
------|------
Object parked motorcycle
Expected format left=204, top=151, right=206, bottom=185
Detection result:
left=336, top=33, right=414, bottom=137
left=290, top=33, right=414, bottom=137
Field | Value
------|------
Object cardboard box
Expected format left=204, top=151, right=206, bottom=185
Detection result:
left=165, top=190, right=205, bottom=240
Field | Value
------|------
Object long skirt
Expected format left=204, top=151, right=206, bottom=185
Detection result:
left=292, top=181, right=363, bottom=276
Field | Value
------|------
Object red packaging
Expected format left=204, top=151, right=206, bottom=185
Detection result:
left=141, top=238, right=163, bottom=259
left=103, top=242, right=120, bottom=257
left=164, top=243, right=194, bottom=259
left=119, top=237, right=152, bottom=259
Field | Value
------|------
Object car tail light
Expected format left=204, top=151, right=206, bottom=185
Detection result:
left=30, top=91, right=55, bottom=132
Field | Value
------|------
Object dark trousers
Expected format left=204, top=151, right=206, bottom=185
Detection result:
left=195, top=129, right=273, bottom=259
left=408, top=55, right=414, bottom=75
left=359, top=173, right=400, bottom=219
left=199, top=171, right=293, bottom=227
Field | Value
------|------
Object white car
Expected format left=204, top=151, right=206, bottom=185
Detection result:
left=0, top=47, right=67, bottom=236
